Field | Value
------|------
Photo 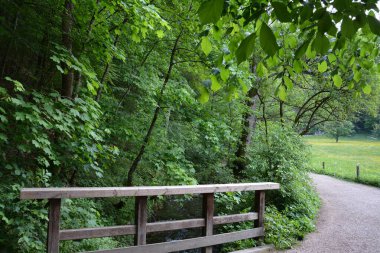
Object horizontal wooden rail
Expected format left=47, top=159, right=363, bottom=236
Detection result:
left=20, top=182, right=280, bottom=199
left=86, top=228, right=264, bottom=253
left=60, top=213, right=258, bottom=240
left=20, top=182, right=280, bottom=253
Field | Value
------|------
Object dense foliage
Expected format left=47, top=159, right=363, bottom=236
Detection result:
left=0, top=0, right=379, bottom=252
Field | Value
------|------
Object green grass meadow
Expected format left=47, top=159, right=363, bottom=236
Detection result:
left=305, top=135, right=380, bottom=187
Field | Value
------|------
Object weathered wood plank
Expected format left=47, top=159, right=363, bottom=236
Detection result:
left=254, top=191, right=265, bottom=241
left=148, top=218, right=204, bottom=233
left=214, top=212, right=257, bottom=225
left=85, top=227, right=264, bottom=253
left=230, top=245, right=274, bottom=253
left=47, top=199, right=61, bottom=253
left=134, top=196, right=147, bottom=245
left=20, top=183, right=280, bottom=199
left=202, top=193, right=214, bottom=253
left=59, top=213, right=258, bottom=240
left=60, top=225, right=135, bottom=240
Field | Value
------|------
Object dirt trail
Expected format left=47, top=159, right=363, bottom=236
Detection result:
left=284, top=173, right=380, bottom=253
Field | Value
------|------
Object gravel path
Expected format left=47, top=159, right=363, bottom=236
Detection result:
left=283, top=173, right=380, bottom=253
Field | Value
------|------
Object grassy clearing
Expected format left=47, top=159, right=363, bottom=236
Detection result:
left=305, top=134, right=380, bottom=187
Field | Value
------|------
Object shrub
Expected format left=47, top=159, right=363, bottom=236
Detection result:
left=245, top=122, right=320, bottom=249
left=0, top=84, right=118, bottom=252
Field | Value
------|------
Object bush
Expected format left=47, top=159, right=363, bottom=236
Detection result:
left=245, top=123, right=320, bottom=249
left=0, top=84, right=119, bottom=252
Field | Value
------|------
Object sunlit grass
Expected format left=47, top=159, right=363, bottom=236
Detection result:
left=305, top=134, right=380, bottom=187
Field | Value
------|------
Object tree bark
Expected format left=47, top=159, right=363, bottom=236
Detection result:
left=95, top=17, right=127, bottom=101
left=1, top=10, right=19, bottom=79
left=233, top=87, right=259, bottom=178
left=125, top=31, right=182, bottom=186
left=233, top=58, right=259, bottom=178
left=61, top=0, right=74, bottom=98
left=280, top=100, right=284, bottom=126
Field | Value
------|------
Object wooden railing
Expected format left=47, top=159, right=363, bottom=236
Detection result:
left=20, top=182, right=280, bottom=253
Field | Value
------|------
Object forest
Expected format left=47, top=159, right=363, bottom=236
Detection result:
left=0, top=0, right=379, bottom=252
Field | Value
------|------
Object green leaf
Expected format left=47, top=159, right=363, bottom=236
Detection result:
left=256, top=62, right=268, bottom=77
left=341, top=17, right=356, bottom=38
left=367, top=16, right=380, bottom=36
left=131, top=33, right=140, bottom=43
left=293, top=60, right=303, bottom=73
left=333, top=0, right=349, bottom=11
left=198, top=86, right=209, bottom=103
left=198, top=0, right=224, bottom=25
left=333, top=37, right=346, bottom=51
left=220, top=67, right=230, bottom=82
left=156, top=30, right=165, bottom=38
left=295, top=39, right=311, bottom=59
left=56, top=65, right=64, bottom=73
left=318, top=13, right=333, bottom=33
left=300, top=5, right=313, bottom=23
left=362, top=84, right=372, bottom=94
left=260, top=22, right=279, bottom=57
left=353, top=70, right=362, bottom=82
left=285, top=36, right=297, bottom=48
left=328, top=53, right=337, bottom=63
left=284, top=76, right=293, bottom=89
left=5, top=77, right=25, bottom=92
left=201, top=37, right=212, bottom=56
left=318, top=61, right=328, bottom=73
left=348, top=56, right=356, bottom=66
left=333, top=74, right=342, bottom=88
left=236, top=33, right=256, bottom=64
left=211, top=75, right=221, bottom=92
left=277, top=85, right=287, bottom=101
left=272, top=2, right=291, bottom=22
left=311, top=33, right=330, bottom=55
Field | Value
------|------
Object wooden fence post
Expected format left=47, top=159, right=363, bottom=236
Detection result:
left=47, top=199, right=61, bottom=253
left=202, top=193, right=214, bottom=253
left=322, top=161, right=325, bottom=170
left=254, top=190, right=265, bottom=242
left=356, top=164, right=360, bottom=180
left=135, top=196, right=148, bottom=245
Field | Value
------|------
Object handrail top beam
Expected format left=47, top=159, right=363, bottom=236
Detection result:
left=20, top=182, right=280, bottom=199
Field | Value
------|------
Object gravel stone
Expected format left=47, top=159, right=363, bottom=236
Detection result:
left=282, top=173, right=380, bottom=253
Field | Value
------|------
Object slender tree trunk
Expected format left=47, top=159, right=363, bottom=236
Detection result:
left=280, top=100, right=284, bottom=126
left=1, top=10, right=19, bottom=79
left=233, top=87, right=259, bottom=178
left=73, top=72, right=82, bottom=98
left=61, top=0, right=74, bottom=98
left=36, top=27, right=50, bottom=88
left=95, top=17, right=127, bottom=101
left=233, top=58, right=259, bottom=178
left=125, top=31, right=182, bottom=186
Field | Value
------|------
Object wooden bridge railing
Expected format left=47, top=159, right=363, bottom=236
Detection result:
left=20, top=182, right=280, bottom=253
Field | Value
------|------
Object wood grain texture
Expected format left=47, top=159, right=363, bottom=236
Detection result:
left=60, top=225, right=135, bottom=240
left=202, top=193, right=214, bottom=253
left=85, top=227, right=264, bottom=253
left=254, top=190, right=265, bottom=241
left=230, top=245, right=274, bottom=253
left=47, top=199, right=61, bottom=253
left=134, top=196, right=147, bottom=245
left=20, top=183, right=280, bottom=199
left=59, top=213, right=258, bottom=240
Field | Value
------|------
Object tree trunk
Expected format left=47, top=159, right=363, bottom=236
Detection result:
left=61, top=0, right=74, bottom=98
left=233, top=58, right=259, bottom=179
left=233, top=87, right=259, bottom=178
left=1, top=10, right=19, bottom=79
left=125, top=31, right=182, bottom=186
left=280, top=100, right=284, bottom=126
